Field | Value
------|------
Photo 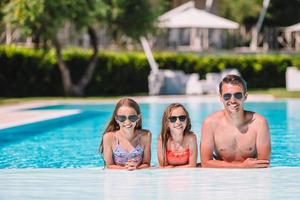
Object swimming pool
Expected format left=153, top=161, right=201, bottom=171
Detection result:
left=1, top=100, right=300, bottom=168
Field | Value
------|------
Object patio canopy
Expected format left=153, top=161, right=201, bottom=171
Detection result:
left=158, top=1, right=239, bottom=29
left=285, top=22, right=300, bottom=33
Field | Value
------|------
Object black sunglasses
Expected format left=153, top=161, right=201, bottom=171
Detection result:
left=223, top=92, right=243, bottom=101
left=168, top=115, right=187, bottom=123
left=116, top=115, right=139, bottom=123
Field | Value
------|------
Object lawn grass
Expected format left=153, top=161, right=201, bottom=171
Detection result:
left=248, top=88, right=300, bottom=98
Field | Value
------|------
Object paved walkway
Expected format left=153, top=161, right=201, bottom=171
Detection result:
left=0, top=101, right=80, bottom=130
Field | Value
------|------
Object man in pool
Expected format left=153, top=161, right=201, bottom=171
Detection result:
left=200, top=74, right=271, bottom=168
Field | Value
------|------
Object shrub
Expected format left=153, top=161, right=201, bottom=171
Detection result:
left=0, top=45, right=297, bottom=97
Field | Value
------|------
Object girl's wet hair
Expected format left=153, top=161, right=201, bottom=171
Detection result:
left=99, top=97, right=142, bottom=156
left=159, top=103, right=192, bottom=166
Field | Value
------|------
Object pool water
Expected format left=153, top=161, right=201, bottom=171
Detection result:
left=1, top=100, right=300, bottom=168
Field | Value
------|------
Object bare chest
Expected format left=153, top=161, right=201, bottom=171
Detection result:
left=214, top=125, right=257, bottom=161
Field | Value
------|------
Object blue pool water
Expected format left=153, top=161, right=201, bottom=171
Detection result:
left=1, top=100, right=300, bottom=168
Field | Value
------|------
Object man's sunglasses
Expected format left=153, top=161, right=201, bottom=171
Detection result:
left=116, top=115, right=139, bottom=123
left=222, top=92, right=243, bottom=101
left=168, top=115, right=187, bottom=123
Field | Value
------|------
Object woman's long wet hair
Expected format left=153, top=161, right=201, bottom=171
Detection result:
left=159, top=103, right=192, bottom=165
left=99, top=98, right=142, bottom=157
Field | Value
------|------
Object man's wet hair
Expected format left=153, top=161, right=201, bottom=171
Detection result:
left=219, top=74, right=247, bottom=94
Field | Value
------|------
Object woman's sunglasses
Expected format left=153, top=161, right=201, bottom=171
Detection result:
left=116, top=115, right=139, bottom=123
left=223, top=92, right=243, bottom=101
left=168, top=115, right=187, bottom=123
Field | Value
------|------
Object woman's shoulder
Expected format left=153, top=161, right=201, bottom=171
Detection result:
left=184, top=132, right=197, bottom=141
left=103, top=131, right=116, bottom=142
left=138, top=129, right=152, bottom=140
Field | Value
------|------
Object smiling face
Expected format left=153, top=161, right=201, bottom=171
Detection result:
left=168, top=107, right=187, bottom=135
left=116, top=106, right=140, bottom=132
left=220, top=83, right=247, bottom=113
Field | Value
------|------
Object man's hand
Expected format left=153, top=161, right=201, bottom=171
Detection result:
left=241, top=158, right=269, bottom=168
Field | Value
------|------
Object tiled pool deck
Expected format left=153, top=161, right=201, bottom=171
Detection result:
left=2, top=95, right=300, bottom=200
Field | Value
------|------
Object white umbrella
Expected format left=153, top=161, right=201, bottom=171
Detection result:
left=159, top=2, right=239, bottom=29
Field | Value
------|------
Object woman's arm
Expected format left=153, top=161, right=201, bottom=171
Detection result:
left=102, top=132, right=127, bottom=170
left=157, top=135, right=168, bottom=167
left=106, top=165, right=127, bottom=169
left=140, top=131, right=152, bottom=168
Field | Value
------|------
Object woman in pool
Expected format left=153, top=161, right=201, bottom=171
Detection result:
left=157, top=103, right=198, bottom=168
left=100, top=97, right=151, bottom=170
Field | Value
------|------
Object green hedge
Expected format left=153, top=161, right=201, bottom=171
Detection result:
left=0, top=46, right=62, bottom=96
left=155, top=53, right=294, bottom=88
left=0, top=45, right=299, bottom=97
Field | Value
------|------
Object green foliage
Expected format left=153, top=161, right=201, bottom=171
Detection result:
left=266, top=0, right=300, bottom=26
left=86, top=52, right=150, bottom=95
left=1, top=0, right=161, bottom=43
left=0, top=45, right=61, bottom=97
left=219, top=0, right=300, bottom=27
left=103, top=0, right=162, bottom=41
left=219, top=0, right=262, bottom=25
left=292, top=56, right=300, bottom=70
left=2, top=0, right=105, bottom=40
left=1, top=46, right=298, bottom=97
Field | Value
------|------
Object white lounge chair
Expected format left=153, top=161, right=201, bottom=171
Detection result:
left=286, top=66, right=300, bottom=91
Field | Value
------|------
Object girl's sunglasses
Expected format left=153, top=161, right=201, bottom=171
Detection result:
left=223, top=92, right=243, bottom=101
left=168, top=115, right=187, bottom=123
left=116, top=115, right=139, bottom=123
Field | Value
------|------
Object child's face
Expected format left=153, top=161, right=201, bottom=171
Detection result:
left=116, top=106, right=139, bottom=131
left=168, top=107, right=187, bottom=134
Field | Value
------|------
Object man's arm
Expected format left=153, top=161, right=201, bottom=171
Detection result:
left=256, top=115, right=271, bottom=161
left=200, top=117, right=230, bottom=168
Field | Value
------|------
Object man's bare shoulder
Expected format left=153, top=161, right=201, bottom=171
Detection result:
left=203, top=110, right=224, bottom=125
left=250, top=112, right=268, bottom=125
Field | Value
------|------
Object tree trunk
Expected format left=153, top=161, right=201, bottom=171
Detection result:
left=53, top=27, right=99, bottom=96
left=52, top=37, right=73, bottom=96
left=250, top=0, right=270, bottom=51
left=72, top=26, right=99, bottom=96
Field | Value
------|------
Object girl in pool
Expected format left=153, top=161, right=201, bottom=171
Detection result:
left=157, top=103, right=198, bottom=168
left=100, top=97, right=151, bottom=170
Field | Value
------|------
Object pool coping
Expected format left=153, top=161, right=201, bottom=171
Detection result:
left=1, top=167, right=300, bottom=200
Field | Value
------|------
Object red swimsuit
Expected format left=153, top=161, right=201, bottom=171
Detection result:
left=166, top=148, right=190, bottom=165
